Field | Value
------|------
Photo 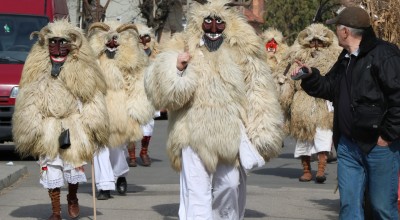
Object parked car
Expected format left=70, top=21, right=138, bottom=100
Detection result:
left=0, top=0, right=69, bottom=143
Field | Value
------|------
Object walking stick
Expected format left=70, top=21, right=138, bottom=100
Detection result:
left=91, top=159, right=97, bottom=220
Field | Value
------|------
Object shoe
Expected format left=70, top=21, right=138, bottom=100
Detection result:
left=67, top=195, right=80, bottom=218
left=128, top=158, right=137, bottom=167
left=116, top=177, right=127, bottom=195
left=97, top=190, right=111, bottom=200
left=299, top=156, right=312, bottom=182
left=140, top=154, right=151, bottom=167
left=48, top=213, right=61, bottom=220
left=315, top=152, right=328, bottom=184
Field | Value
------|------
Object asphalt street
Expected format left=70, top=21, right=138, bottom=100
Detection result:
left=0, top=119, right=340, bottom=220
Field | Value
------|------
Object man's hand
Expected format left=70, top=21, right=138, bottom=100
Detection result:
left=177, top=52, right=191, bottom=71
left=377, top=136, right=391, bottom=147
left=291, top=60, right=312, bottom=80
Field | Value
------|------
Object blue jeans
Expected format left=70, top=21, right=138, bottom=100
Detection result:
left=337, top=136, right=400, bottom=220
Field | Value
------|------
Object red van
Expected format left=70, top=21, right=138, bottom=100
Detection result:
left=0, top=0, right=68, bottom=143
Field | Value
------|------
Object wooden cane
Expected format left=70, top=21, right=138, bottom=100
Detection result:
left=91, top=159, right=97, bottom=220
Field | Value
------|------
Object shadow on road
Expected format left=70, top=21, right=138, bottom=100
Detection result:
left=310, top=198, right=340, bottom=220
left=9, top=203, right=103, bottom=219
left=152, top=203, right=267, bottom=219
left=0, top=144, right=36, bottom=161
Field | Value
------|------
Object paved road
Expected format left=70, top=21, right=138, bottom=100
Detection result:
left=0, top=120, right=339, bottom=220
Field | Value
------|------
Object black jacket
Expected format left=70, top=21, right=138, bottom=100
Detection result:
left=301, top=27, right=400, bottom=153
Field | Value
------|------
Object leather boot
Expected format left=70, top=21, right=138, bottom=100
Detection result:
left=316, top=152, right=328, bottom=183
left=48, top=188, right=61, bottom=220
left=97, top=190, right=112, bottom=200
left=127, top=143, right=137, bottom=167
left=67, top=183, right=80, bottom=219
left=140, top=136, right=152, bottom=166
left=116, top=177, right=127, bottom=195
left=299, top=156, right=312, bottom=182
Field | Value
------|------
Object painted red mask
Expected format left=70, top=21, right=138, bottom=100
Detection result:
left=49, top=37, right=70, bottom=62
left=105, top=35, right=119, bottom=59
left=202, top=16, right=225, bottom=41
left=48, top=37, right=70, bottom=77
left=309, top=38, right=324, bottom=49
left=202, top=16, right=225, bottom=52
left=265, top=38, right=278, bottom=53
left=139, top=34, right=151, bottom=46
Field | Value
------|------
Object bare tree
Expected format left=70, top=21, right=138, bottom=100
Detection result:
left=340, top=0, right=399, bottom=46
left=139, top=0, right=170, bottom=42
left=82, top=0, right=112, bottom=31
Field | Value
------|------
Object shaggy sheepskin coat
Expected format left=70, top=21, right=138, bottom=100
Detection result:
left=275, top=23, right=342, bottom=142
left=261, top=27, right=289, bottom=72
left=88, top=21, right=155, bottom=147
left=145, top=0, right=284, bottom=173
left=12, top=20, right=109, bottom=166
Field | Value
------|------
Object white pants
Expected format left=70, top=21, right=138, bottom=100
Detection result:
left=141, top=111, right=160, bottom=136
left=93, top=145, right=130, bottom=191
left=39, top=155, right=87, bottom=189
left=141, top=119, right=155, bottom=136
left=179, top=147, right=247, bottom=220
left=294, top=127, right=333, bottom=158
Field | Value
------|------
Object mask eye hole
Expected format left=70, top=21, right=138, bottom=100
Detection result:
left=204, top=18, right=212, bottom=24
left=215, top=18, right=223, bottom=24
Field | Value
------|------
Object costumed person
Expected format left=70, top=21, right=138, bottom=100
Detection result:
left=87, top=21, right=155, bottom=200
left=261, top=27, right=290, bottom=136
left=261, top=27, right=289, bottom=73
left=12, top=19, right=110, bottom=220
left=275, top=23, right=342, bottom=183
left=127, top=22, right=161, bottom=167
left=144, top=0, right=284, bottom=219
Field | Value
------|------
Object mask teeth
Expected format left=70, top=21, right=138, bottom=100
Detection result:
left=206, top=33, right=221, bottom=40
left=107, top=47, right=117, bottom=52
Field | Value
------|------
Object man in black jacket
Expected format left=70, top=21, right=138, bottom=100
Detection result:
left=291, top=6, right=400, bottom=220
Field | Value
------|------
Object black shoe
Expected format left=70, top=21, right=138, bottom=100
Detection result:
left=116, top=177, right=127, bottom=195
left=315, top=175, right=327, bottom=184
left=97, top=190, right=112, bottom=200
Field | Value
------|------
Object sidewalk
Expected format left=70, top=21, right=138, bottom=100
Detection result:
left=0, top=163, right=27, bottom=191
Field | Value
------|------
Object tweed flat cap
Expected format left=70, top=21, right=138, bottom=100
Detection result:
left=326, top=7, right=371, bottom=29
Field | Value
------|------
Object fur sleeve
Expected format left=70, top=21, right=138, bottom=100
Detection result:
left=144, top=37, right=198, bottom=111
left=126, top=68, right=156, bottom=125
left=12, top=87, right=46, bottom=158
left=80, top=91, right=110, bottom=147
left=244, top=56, right=284, bottom=160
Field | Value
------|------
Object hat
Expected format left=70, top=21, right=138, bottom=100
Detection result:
left=326, top=7, right=371, bottom=29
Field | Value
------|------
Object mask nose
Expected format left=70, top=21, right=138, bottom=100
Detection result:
left=211, top=20, right=217, bottom=33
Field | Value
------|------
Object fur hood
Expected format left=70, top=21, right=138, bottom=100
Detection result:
left=145, top=0, right=283, bottom=173
left=13, top=19, right=109, bottom=166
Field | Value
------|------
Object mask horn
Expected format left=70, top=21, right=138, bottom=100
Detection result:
left=225, top=0, right=253, bottom=7
left=193, top=0, right=208, bottom=4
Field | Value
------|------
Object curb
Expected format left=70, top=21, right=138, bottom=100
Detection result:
left=0, top=164, right=28, bottom=191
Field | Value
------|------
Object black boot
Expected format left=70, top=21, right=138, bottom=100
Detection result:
left=97, top=190, right=112, bottom=200
left=116, top=177, right=127, bottom=195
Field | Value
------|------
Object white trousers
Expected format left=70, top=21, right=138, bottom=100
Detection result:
left=39, top=155, right=87, bottom=189
left=179, top=147, right=247, bottom=220
left=141, top=119, right=155, bottom=136
left=294, top=127, right=333, bottom=158
left=93, top=145, right=129, bottom=191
